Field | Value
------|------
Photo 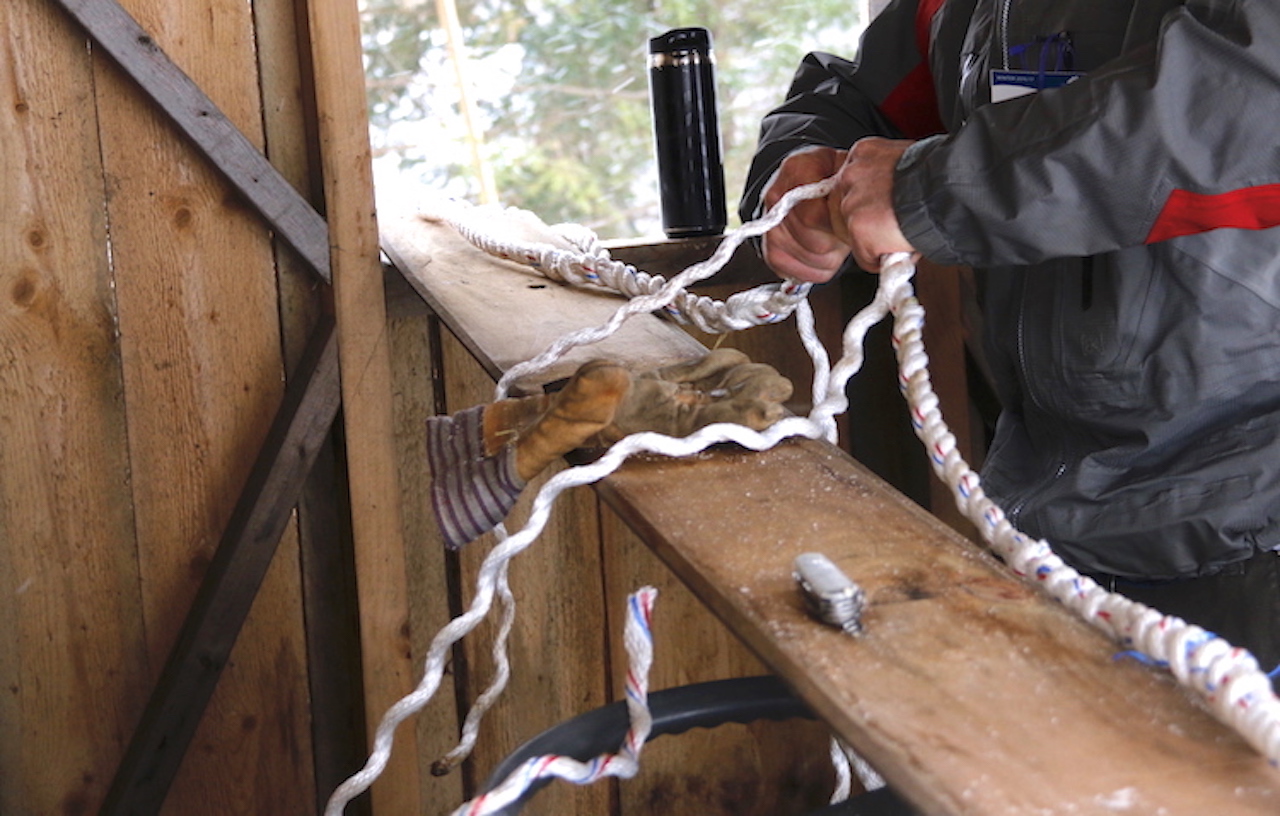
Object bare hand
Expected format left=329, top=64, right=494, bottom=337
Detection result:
left=760, top=139, right=918, bottom=280
left=830, top=137, right=917, bottom=272
left=760, top=147, right=850, bottom=283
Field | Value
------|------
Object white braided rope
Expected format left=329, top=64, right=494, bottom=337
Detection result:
left=441, top=194, right=819, bottom=339
left=828, top=737, right=853, bottom=804
left=431, top=549, right=518, bottom=776
left=431, top=182, right=832, bottom=400
left=448, top=586, right=658, bottom=816
left=327, top=182, right=1280, bottom=814
left=828, top=736, right=884, bottom=804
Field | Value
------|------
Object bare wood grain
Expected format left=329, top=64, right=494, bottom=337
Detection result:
left=0, top=2, right=150, bottom=812
left=306, top=0, right=421, bottom=812
left=100, top=320, right=340, bottom=815
left=89, top=0, right=314, bottom=811
left=386, top=296, right=468, bottom=814
left=53, top=0, right=332, bottom=281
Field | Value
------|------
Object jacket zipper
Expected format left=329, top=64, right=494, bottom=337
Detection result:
left=999, top=0, right=1014, bottom=69
left=1007, top=273, right=1069, bottom=526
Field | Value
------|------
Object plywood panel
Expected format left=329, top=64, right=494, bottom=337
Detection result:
left=0, top=3, right=150, bottom=812
left=93, top=0, right=312, bottom=810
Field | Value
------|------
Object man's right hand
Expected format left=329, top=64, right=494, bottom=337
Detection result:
left=760, top=146, right=851, bottom=283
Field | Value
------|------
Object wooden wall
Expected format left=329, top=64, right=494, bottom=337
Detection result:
left=0, top=0, right=339, bottom=812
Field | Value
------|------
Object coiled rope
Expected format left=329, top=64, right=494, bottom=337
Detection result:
left=326, top=179, right=1280, bottom=815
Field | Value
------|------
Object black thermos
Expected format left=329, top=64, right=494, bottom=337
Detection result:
left=648, top=27, right=727, bottom=238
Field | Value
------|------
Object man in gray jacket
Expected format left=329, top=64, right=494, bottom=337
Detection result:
left=742, top=0, right=1280, bottom=675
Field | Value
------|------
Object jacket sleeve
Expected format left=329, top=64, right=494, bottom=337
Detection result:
left=895, top=0, right=1280, bottom=267
left=738, top=0, right=947, bottom=223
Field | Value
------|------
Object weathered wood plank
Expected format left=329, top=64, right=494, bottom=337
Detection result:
left=100, top=318, right=341, bottom=815
left=597, top=441, right=1280, bottom=815
left=385, top=294, right=467, bottom=813
left=380, top=211, right=707, bottom=395
left=306, top=0, right=421, bottom=812
left=250, top=0, right=366, bottom=806
left=51, top=0, right=332, bottom=281
left=0, top=2, right=150, bottom=812
left=90, top=0, right=314, bottom=811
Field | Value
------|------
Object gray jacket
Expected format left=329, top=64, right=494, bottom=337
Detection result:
left=742, top=0, right=1280, bottom=579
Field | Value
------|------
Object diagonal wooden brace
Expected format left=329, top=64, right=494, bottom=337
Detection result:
left=98, top=316, right=342, bottom=815
left=56, top=0, right=332, bottom=284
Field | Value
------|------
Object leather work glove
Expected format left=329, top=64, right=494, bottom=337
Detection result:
left=601, top=348, right=793, bottom=442
left=426, top=350, right=792, bottom=549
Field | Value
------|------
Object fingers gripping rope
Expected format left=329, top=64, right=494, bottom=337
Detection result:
left=449, top=587, right=658, bottom=816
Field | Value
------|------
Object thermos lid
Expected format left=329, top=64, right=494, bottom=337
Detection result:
left=649, top=27, right=712, bottom=54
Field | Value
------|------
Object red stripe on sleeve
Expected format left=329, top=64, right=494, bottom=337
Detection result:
left=1146, top=185, right=1280, bottom=244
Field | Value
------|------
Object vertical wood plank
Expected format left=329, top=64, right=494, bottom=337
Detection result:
left=385, top=291, right=466, bottom=814
left=92, top=0, right=313, bottom=810
left=252, top=0, right=368, bottom=806
left=306, top=0, right=421, bottom=812
left=440, top=333, right=612, bottom=816
left=600, top=509, right=834, bottom=815
left=0, top=3, right=150, bottom=813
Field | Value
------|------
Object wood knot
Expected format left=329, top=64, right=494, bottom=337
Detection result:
left=11, top=271, right=37, bottom=308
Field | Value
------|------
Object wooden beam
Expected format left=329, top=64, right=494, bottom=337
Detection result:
left=51, top=0, right=332, bottom=282
left=99, top=316, right=342, bottom=815
left=306, top=0, right=422, bottom=812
